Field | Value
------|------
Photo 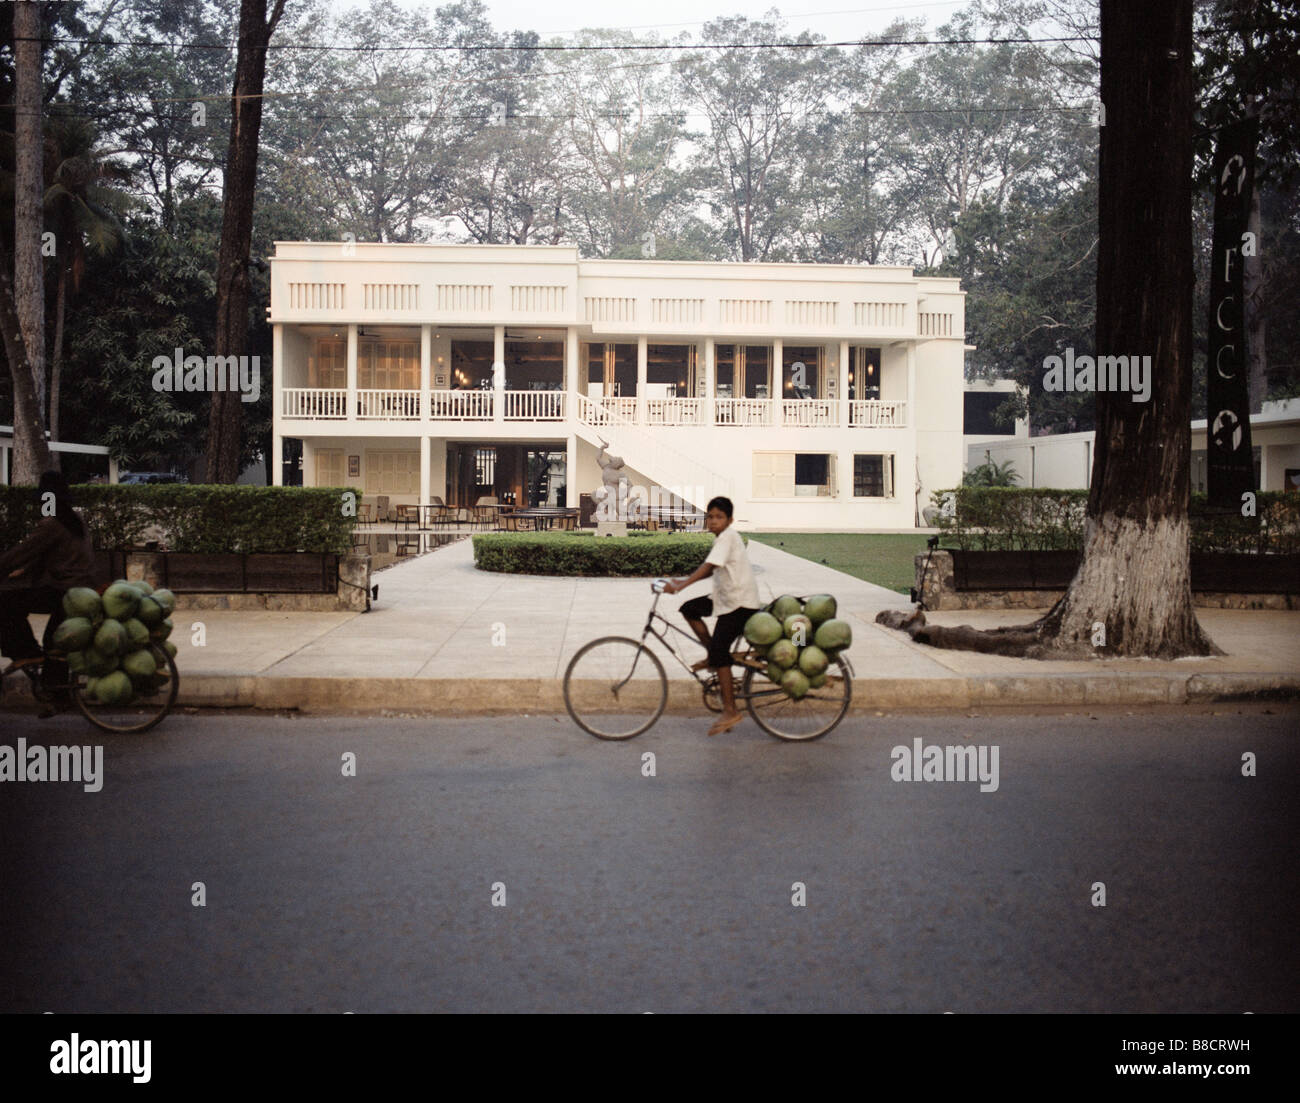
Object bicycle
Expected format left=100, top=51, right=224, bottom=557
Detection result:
left=563, top=579, right=853, bottom=742
left=1, top=640, right=179, bottom=735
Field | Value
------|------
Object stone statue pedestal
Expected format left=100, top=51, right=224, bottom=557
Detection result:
left=595, top=521, right=628, bottom=538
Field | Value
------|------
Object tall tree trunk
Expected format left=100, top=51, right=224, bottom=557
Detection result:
left=877, top=0, right=1219, bottom=660
left=0, top=244, right=53, bottom=477
left=12, top=0, right=47, bottom=484
left=205, top=0, right=286, bottom=484
left=49, top=259, right=66, bottom=462
left=1049, top=0, right=1216, bottom=658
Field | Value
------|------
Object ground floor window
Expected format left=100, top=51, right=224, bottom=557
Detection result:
left=753, top=452, right=837, bottom=497
left=853, top=453, right=894, bottom=497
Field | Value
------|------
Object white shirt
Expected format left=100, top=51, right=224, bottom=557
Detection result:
left=705, top=525, right=761, bottom=616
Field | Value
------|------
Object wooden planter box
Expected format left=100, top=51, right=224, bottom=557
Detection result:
left=944, top=549, right=1300, bottom=594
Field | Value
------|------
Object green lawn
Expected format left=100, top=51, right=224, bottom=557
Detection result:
left=748, top=533, right=929, bottom=594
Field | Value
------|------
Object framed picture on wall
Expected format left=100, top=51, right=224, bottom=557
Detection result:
left=434, top=371, right=448, bottom=388
left=348, top=455, right=361, bottom=478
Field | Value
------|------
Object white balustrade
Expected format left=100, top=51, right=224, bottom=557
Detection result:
left=282, top=388, right=347, bottom=419
left=504, top=390, right=566, bottom=420
left=645, top=397, right=705, bottom=425
left=849, top=399, right=907, bottom=427
left=781, top=399, right=839, bottom=427
left=429, top=390, right=494, bottom=420
left=357, top=389, right=420, bottom=419
left=714, top=398, right=774, bottom=426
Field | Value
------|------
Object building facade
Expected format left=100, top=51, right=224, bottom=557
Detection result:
left=269, top=243, right=967, bottom=529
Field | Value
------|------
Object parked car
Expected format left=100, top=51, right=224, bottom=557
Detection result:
left=119, top=472, right=189, bottom=485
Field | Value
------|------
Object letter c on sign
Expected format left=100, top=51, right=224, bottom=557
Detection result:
left=1216, top=296, right=1236, bottom=333
left=1215, top=344, right=1237, bottom=380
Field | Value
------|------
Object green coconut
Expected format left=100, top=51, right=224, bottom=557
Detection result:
left=743, top=610, right=784, bottom=647
left=770, top=594, right=803, bottom=622
left=765, top=661, right=784, bottom=683
left=803, top=594, right=837, bottom=625
left=66, top=649, right=87, bottom=674
left=813, top=618, right=852, bottom=653
left=150, top=588, right=177, bottom=616
left=129, top=579, right=155, bottom=597
left=767, top=638, right=798, bottom=669
left=93, top=619, right=127, bottom=656
left=807, top=671, right=828, bottom=689
left=123, top=618, right=152, bottom=649
left=93, top=669, right=133, bottom=706
left=135, top=595, right=165, bottom=627
left=82, top=647, right=119, bottom=677
left=780, top=667, right=810, bottom=700
left=102, top=581, right=140, bottom=621
left=62, top=587, right=102, bottom=621
left=52, top=616, right=94, bottom=653
left=783, top=613, right=813, bottom=644
left=798, top=644, right=829, bottom=677
left=149, top=617, right=174, bottom=643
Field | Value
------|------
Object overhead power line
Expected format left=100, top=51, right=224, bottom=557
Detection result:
left=24, top=33, right=1098, bottom=53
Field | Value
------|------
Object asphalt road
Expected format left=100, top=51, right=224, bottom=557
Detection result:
left=1, top=705, right=1296, bottom=1013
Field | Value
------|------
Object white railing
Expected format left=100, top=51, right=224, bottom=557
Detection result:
left=572, top=393, right=732, bottom=507
left=282, top=388, right=347, bottom=419
left=781, top=399, right=839, bottom=427
left=645, top=397, right=705, bottom=426
left=429, top=390, right=493, bottom=420
left=849, top=399, right=907, bottom=427
left=580, top=396, right=638, bottom=425
left=504, top=389, right=566, bottom=420
left=714, top=398, right=774, bottom=426
left=357, top=389, right=420, bottom=419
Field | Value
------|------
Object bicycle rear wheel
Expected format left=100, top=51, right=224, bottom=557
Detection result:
left=741, top=655, right=852, bottom=742
left=74, top=644, right=179, bottom=734
left=564, top=636, right=667, bottom=740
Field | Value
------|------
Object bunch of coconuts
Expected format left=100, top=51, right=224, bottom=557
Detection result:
left=742, top=594, right=852, bottom=699
left=53, top=580, right=177, bottom=706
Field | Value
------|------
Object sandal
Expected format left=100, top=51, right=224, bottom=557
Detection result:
left=707, top=712, right=745, bottom=736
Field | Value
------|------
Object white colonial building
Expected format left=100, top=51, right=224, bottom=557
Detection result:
left=269, top=243, right=967, bottom=529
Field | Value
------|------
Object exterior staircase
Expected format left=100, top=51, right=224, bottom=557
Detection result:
left=569, top=392, right=734, bottom=511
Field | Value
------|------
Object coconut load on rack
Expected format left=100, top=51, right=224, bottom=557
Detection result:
left=56, top=580, right=177, bottom=706
left=742, top=593, right=852, bottom=699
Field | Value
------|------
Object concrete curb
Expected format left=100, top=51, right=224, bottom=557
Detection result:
left=167, top=671, right=1300, bottom=713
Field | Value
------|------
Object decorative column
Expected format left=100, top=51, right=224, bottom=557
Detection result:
left=565, top=326, right=579, bottom=405
left=566, top=433, right=578, bottom=508
left=636, top=335, right=648, bottom=424
left=346, top=323, right=358, bottom=422
left=272, top=323, right=284, bottom=485
left=420, top=435, right=431, bottom=507
left=773, top=337, right=783, bottom=422
left=420, top=324, right=431, bottom=423
left=493, top=324, right=505, bottom=424
left=839, top=340, right=850, bottom=428
left=704, top=338, right=715, bottom=426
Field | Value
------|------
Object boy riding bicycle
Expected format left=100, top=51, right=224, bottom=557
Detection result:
left=662, top=496, right=760, bottom=736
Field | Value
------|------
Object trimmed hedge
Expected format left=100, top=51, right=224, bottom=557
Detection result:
left=0, top=484, right=356, bottom=554
left=473, top=531, right=717, bottom=575
left=931, top=487, right=1300, bottom=554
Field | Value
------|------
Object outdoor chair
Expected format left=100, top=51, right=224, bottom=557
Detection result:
left=375, top=495, right=392, bottom=523
left=357, top=502, right=374, bottom=524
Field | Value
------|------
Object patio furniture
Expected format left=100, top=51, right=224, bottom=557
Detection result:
left=508, top=506, right=579, bottom=531
left=357, top=502, right=374, bottom=524
left=421, top=498, right=450, bottom=528
left=395, top=504, right=420, bottom=530
left=375, top=495, right=392, bottom=523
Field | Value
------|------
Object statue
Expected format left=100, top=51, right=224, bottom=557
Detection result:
left=593, top=437, right=643, bottom=521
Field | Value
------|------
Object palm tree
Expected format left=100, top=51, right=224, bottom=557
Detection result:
left=962, top=455, right=1020, bottom=487
left=43, top=113, right=132, bottom=447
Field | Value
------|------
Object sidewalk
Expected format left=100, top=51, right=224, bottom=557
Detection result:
left=24, top=536, right=1300, bottom=713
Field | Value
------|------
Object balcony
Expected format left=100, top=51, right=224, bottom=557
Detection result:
left=278, top=388, right=910, bottom=429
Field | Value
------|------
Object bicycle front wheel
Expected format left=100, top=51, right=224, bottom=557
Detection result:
left=564, top=636, right=667, bottom=740
left=74, top=644, right=179, bottom=735
left=742, top=655, right=852, bottom=742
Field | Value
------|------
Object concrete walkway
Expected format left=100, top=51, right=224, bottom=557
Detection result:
left=19, top=536, right=1300, bottom=712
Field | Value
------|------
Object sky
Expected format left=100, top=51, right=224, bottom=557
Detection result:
left=377, top=0, right=974, bottom=41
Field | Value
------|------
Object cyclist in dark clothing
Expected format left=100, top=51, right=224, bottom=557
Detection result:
left=0, top=471, right=98, bottom=676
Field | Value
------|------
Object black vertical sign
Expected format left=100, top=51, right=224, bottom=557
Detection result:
left=1207, top=117, right=1258, bottom=508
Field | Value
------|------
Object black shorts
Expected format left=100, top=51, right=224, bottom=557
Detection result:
left=680, top=597, right=760, bottom=668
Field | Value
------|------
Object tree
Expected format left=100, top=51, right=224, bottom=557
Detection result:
left=880, top=0, right=1219, bottom=659
left=44, top=112, right=131, bottom=448
left=205, top=0, right=287, bottom=485
left=10, top=0, right=47, bottom=484
left=0, top=239, right=51, bottom=474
